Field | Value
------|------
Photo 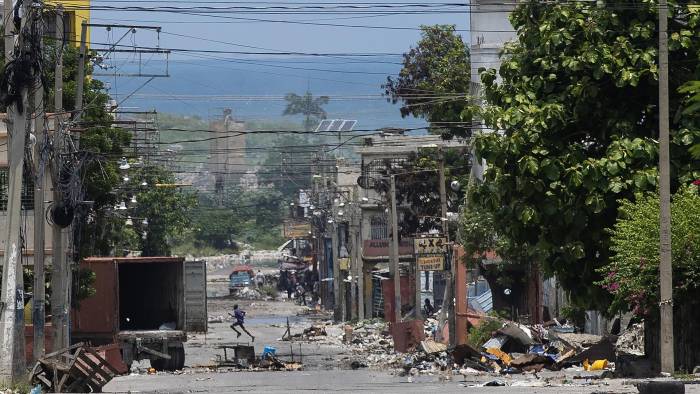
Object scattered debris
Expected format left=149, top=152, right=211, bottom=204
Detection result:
left=616, top=323, right=644, bottom=356
left=230, top=287, right=265, bottom=300
left=30, top=343, right=121, bottom=393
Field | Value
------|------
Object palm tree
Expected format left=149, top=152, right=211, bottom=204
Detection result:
left=282, top=91, right=330, bottom=131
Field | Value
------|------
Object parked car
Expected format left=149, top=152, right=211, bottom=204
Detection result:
left=229, top=265, right=255, bottom=294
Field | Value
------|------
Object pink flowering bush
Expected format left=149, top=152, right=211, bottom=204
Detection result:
left=597, top=186, right=700, bottom=316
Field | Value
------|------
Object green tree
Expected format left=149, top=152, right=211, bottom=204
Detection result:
left=122, top=165, right=197, bottom=256
left=384, top=25, right=471, bottom=138
left=282, top=91, right=330, bottom=131
left=369, top=147, right=471, bottom=238
left=597, top=186, right=700, bottom=317
left=680, top=80, right=700, bottom=158
left=466, top=2, right=700, bottom=308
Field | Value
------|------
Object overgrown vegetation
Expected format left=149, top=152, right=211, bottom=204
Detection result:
left=461, top=1, right=700, bottom=311
left=468, top=317, right=503, bottom=348
left=598, top=186, right=700, bottom=317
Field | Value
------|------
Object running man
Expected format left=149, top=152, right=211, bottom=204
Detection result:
left=229, top=304, right=255, bottom=342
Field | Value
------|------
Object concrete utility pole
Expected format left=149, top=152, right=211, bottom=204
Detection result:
left=437, top=152, right=455, bottom=347
left=657, top=0, right=674, bottom=374
left=0, top=0, right=31, bottom=383
left=354, top=185, right=364, bottom=320
left=349, top=199, right=358, bottom=321
left=51, top=4, right=71, bottom=351
left=389, top=175, right=401, bottom=323
left=74, top=21, right=88, bottom=122
left=331, top=221, right=341, bottom=322
left=32, top=17, right=47, bottom=362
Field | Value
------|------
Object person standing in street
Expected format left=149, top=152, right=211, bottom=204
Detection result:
left=229, top=304, right=255, bottom=342
left=255, top=270, right=265, bottom=288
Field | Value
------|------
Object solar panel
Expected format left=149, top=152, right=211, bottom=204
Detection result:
left=315, top=119, right=358, bottom=132
left=315, top=120, right=333, bottom=132
left=340, top=120, right=357, bottom=131
left=329, top=119, right=344, bottom=131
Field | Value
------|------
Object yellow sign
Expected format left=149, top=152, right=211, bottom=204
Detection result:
left=417, top=255, right=444, bottom=271
left=339, top=258, right=350, bottom=270
left=414, top=237, right=448, bottom=255
left=283, top=221, right=311, bottom=238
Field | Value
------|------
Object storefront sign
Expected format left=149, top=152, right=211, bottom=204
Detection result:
left=363, top=239, right=414, bottom=257
left=283, top=221, right=311, bottom=238
left=417, top=255, right=444, bottom=271
left=414, top=237, right=448, bottom=255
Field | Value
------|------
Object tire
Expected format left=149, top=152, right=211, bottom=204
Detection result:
left=166, top=344, right=185, bottom=371
left=150, top=356, right=167, bottom=371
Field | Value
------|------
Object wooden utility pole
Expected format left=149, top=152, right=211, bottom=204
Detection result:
left=389, top=175, right=401, bottom=323
left=0, top=0, right=31, bottom=382
left=657, top=0, right=674, bottom=374
left=32, top=16, right=47, bottom=362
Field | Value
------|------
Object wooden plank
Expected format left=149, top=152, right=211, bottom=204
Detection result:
left=84, top=346, right=121, bottom=375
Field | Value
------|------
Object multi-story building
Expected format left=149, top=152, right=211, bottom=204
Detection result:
left=354, top=132, right=466, bottom=319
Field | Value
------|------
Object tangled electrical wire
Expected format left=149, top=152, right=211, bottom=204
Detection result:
left=0, top=1, right=48, bottom=114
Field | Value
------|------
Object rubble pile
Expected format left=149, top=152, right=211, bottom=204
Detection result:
left=615, top=323, right=644, bottom=356
left=282, top=324, right=328, bottom=341
left=230, top=287, right=265, bottom=300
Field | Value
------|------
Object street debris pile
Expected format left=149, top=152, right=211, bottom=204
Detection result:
left=282, top=324, right=328, bottom=341
left=229, top=287, right=265, bottom=300
left=615, top=323, right=644, bottom=356
left=294, top=317, right=650, bottom=380
left=30, top=343, right=121, bottom=393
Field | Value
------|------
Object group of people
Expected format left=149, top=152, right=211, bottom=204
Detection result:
left=280, top=270, right=319, bottom=306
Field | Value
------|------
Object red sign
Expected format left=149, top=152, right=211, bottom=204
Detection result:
left=363, top=239, right=414, bottom=257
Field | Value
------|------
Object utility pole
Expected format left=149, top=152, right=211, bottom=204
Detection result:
left=354, top=186, right=364, bottom=320
left=74, top=21, right=88, bottom=122
left=331, top=220, right=341, bottom=322
left=32, top=14, right=46, bottom=362
left=0, top=0, right=32, bottom=383
left=657, top=0, right=674, bottom=374
left=389, top=175, right=401, bottom=323
left=349, top=197, right=358, bottom=321
left=51, top=4, right=70, bottom=351
left=436, top=151, right=455, bottom=346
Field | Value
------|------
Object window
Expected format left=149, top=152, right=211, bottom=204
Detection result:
left=370, top=214, right=388, bottom=240
left=0, top=168, right=35, bottom=211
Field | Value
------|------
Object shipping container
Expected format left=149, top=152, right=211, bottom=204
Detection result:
left=72, top=257, right=207, bottom=370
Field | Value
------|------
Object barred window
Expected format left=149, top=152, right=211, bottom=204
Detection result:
left=0, top=168, right=35, bottom=211
left=370, top=214, right=388, bottom=240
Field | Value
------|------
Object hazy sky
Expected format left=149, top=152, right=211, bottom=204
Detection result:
left=89, top=0, right=470, bottom=56
left=88, top=1, right=471, bottom=122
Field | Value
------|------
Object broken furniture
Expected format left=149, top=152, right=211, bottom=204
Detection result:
left=216, top=343, right=256, bottom=367
left=30, top=342, right=120, bottom=393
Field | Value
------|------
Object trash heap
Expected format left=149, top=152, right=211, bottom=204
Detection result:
left=230, top=287, right=264, bottom=300
left=344, top=317, right=620, bottom=378
left=282, top=324, right=328, bottom=341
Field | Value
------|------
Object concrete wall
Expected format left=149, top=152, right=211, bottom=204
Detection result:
left=469, top=0, right=517, bottom=84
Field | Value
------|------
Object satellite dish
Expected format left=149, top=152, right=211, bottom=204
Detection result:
left=51, top=202, right=74, bottom=228
left=357, top=175, right=377, bottom=189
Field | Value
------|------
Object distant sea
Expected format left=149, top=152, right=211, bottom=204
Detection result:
left=98, top=57, right=428, bottom=132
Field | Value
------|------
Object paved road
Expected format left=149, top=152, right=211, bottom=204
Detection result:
left=105, top=369, right=655, bottom=393
left=103, top=289, right=698, bottom=393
